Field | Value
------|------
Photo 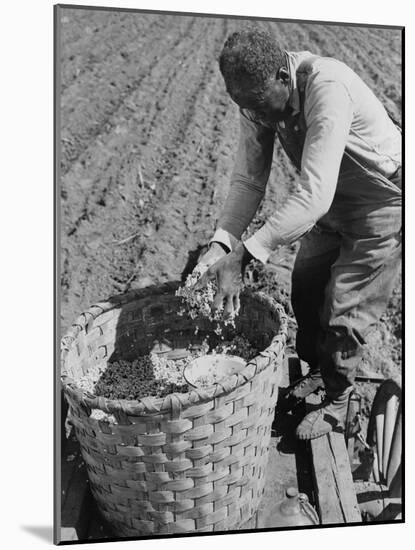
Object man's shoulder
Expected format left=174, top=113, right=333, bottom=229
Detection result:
left=295, top=53, right=355, bottom=86
left=291, top=54, right=357, bottom=107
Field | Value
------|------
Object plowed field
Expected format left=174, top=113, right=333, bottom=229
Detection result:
left=59, top=8, right=402, bottom=388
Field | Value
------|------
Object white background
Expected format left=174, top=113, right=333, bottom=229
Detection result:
left=1, top=0, right=411, bottom=548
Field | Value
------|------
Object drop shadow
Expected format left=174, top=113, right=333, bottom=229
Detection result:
left=20, top=525, right=53, bottom=543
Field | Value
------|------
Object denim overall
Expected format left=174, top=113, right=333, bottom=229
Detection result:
left=275, top=67, right=402, bottom=396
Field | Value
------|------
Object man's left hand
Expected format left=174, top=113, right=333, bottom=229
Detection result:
left=194, top=242, right=254, bottom=317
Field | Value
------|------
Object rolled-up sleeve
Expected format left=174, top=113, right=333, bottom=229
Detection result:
left=215, top=109, right=275, bottom=242
left=244, top=80, right=354, bottom=263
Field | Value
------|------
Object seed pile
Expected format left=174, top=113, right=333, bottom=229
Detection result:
left=77, top=334, right=257, bottom=422
left=175, top=271, right=237, bottom=333
left=78, top=353, right=194, bottom=402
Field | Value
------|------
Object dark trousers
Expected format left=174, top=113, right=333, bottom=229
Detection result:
left=291, top=159, right=401, bottom=396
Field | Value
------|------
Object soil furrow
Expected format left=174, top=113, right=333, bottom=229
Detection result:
left=60, top=17, right=196, bottom=175
left=60, top=18, right=227, bottom=327
left=60, top=16, right=161, bottom=94
left=61, top=17, right=201, bottom=235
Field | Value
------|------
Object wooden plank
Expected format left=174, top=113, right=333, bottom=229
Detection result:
left=306, top=393, right=362, bottom=524
left=327, top=432, right=362, bottom=522
left=310, top=434, right=344, bottom=523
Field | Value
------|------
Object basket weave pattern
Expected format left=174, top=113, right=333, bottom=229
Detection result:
left=61, top=284, right=287, bottom=536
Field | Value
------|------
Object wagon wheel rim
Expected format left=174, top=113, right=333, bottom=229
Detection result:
left=367, top=379, right=401, bottom=492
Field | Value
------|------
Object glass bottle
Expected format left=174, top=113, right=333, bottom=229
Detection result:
left=258, top=487, right=319, bottom=528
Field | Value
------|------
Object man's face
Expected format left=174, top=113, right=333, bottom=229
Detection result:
left=232, top=68, right=292, bottom=123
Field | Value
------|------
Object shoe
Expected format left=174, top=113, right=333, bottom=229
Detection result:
left=295, top=387, right=353, bottom=440
left=283, top=370, right=324, bottom=409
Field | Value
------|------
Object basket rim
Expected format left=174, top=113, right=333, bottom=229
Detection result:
left=60, top=282, right=288, bottom=417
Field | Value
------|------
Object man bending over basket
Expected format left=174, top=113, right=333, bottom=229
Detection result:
left=194, top=29, right=402, bottom=440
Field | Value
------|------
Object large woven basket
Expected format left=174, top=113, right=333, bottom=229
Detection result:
left=61, top=282, right=287, bottom=536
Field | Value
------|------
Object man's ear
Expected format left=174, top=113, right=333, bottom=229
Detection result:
left=277, top=67, right=290, bottom=84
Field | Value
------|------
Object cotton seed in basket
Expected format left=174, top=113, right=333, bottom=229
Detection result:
left=175, top=271, right=237, bottom=332
left=77, top=335, right=257, bottom=421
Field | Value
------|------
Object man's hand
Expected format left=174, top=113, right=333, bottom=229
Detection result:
left=194, top=242, right=229, bottom=276
left=195, top=242, right=254, bottom=317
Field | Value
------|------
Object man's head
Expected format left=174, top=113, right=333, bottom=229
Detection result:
left=219, top=29, right=292, bottom=122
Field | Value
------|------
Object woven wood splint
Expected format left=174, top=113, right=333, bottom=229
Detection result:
left=61, top=282, right=287, bottom=536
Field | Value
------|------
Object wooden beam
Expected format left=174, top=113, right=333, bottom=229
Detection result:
left=306, top=394, right=362, bottom=524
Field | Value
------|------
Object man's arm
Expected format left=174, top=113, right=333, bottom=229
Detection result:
left=210, top=109, right=275, bottom=250
left=244, top=80, right=354, bottom=263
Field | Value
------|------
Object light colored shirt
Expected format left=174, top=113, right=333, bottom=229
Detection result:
left=211, top=51, right=401, bottom=263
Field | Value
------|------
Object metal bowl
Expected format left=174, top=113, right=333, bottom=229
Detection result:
left=184, top=354, right=246, bottom=388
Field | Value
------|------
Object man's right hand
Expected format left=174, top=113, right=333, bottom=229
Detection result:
left=194, top=242, right=229, bottom=277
